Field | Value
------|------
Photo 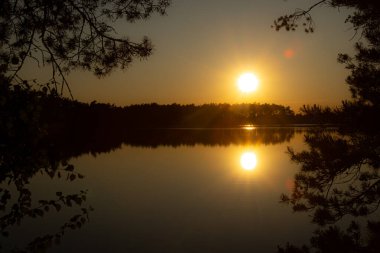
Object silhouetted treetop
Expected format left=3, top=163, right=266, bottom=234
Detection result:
left=0, top=0, right=171, bottom=96
left=273, top=0, right=380, bottom=35
left=274, top=0, right=380, bottom=111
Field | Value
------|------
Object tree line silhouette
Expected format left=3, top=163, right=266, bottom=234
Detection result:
left=0, top=78, right=349, bottom=144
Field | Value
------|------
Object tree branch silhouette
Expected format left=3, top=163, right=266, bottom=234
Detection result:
left=272, top=0, right=328, bottom=33
left=283, top=131, right=380, bottom=225
left=0, top=0, right=171, bottom=96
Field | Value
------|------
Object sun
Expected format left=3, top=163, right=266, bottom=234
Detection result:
left=237, top=73, right=259, bottom=93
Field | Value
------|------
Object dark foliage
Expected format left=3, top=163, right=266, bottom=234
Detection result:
left=278, top=129, right=380, bottom=252
left=278, top=221, right=380, bottom=253
left=284, top=131, right=380, bottom=225
left=0, top=131, right=92, bottom=252
left=0, top=0, right=171, bottom=96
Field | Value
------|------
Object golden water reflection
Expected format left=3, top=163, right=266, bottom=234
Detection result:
left=241, top=124, right=256, bottom=131
left=240, top=151, right=258, bottom=171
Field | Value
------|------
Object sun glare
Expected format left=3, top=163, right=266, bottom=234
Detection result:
left=237, top=73, right=259, bottom=93
left=240, top=151, right=258, bottom=171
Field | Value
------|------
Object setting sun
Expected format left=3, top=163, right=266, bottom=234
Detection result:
left=237, top=73, right=259, bottom=93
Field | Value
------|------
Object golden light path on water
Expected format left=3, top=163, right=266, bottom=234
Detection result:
left=242, top=124, right=256, bottom=131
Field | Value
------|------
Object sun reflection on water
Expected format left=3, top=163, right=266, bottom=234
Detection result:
left=240, top=151, right=258, bottom=171
left=242, top=124, right=256, bottom=131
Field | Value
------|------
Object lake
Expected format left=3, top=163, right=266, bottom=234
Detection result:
left=0, top=127, right=341, bottom=252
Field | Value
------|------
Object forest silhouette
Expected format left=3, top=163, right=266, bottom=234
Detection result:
left=0, top=83, right=349, bottom=141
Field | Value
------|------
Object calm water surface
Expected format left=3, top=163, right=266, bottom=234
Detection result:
left=2, top=128, right=320, bottom=252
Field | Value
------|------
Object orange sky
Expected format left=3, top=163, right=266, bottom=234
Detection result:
left=22, top=0, right=355, bottom=110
